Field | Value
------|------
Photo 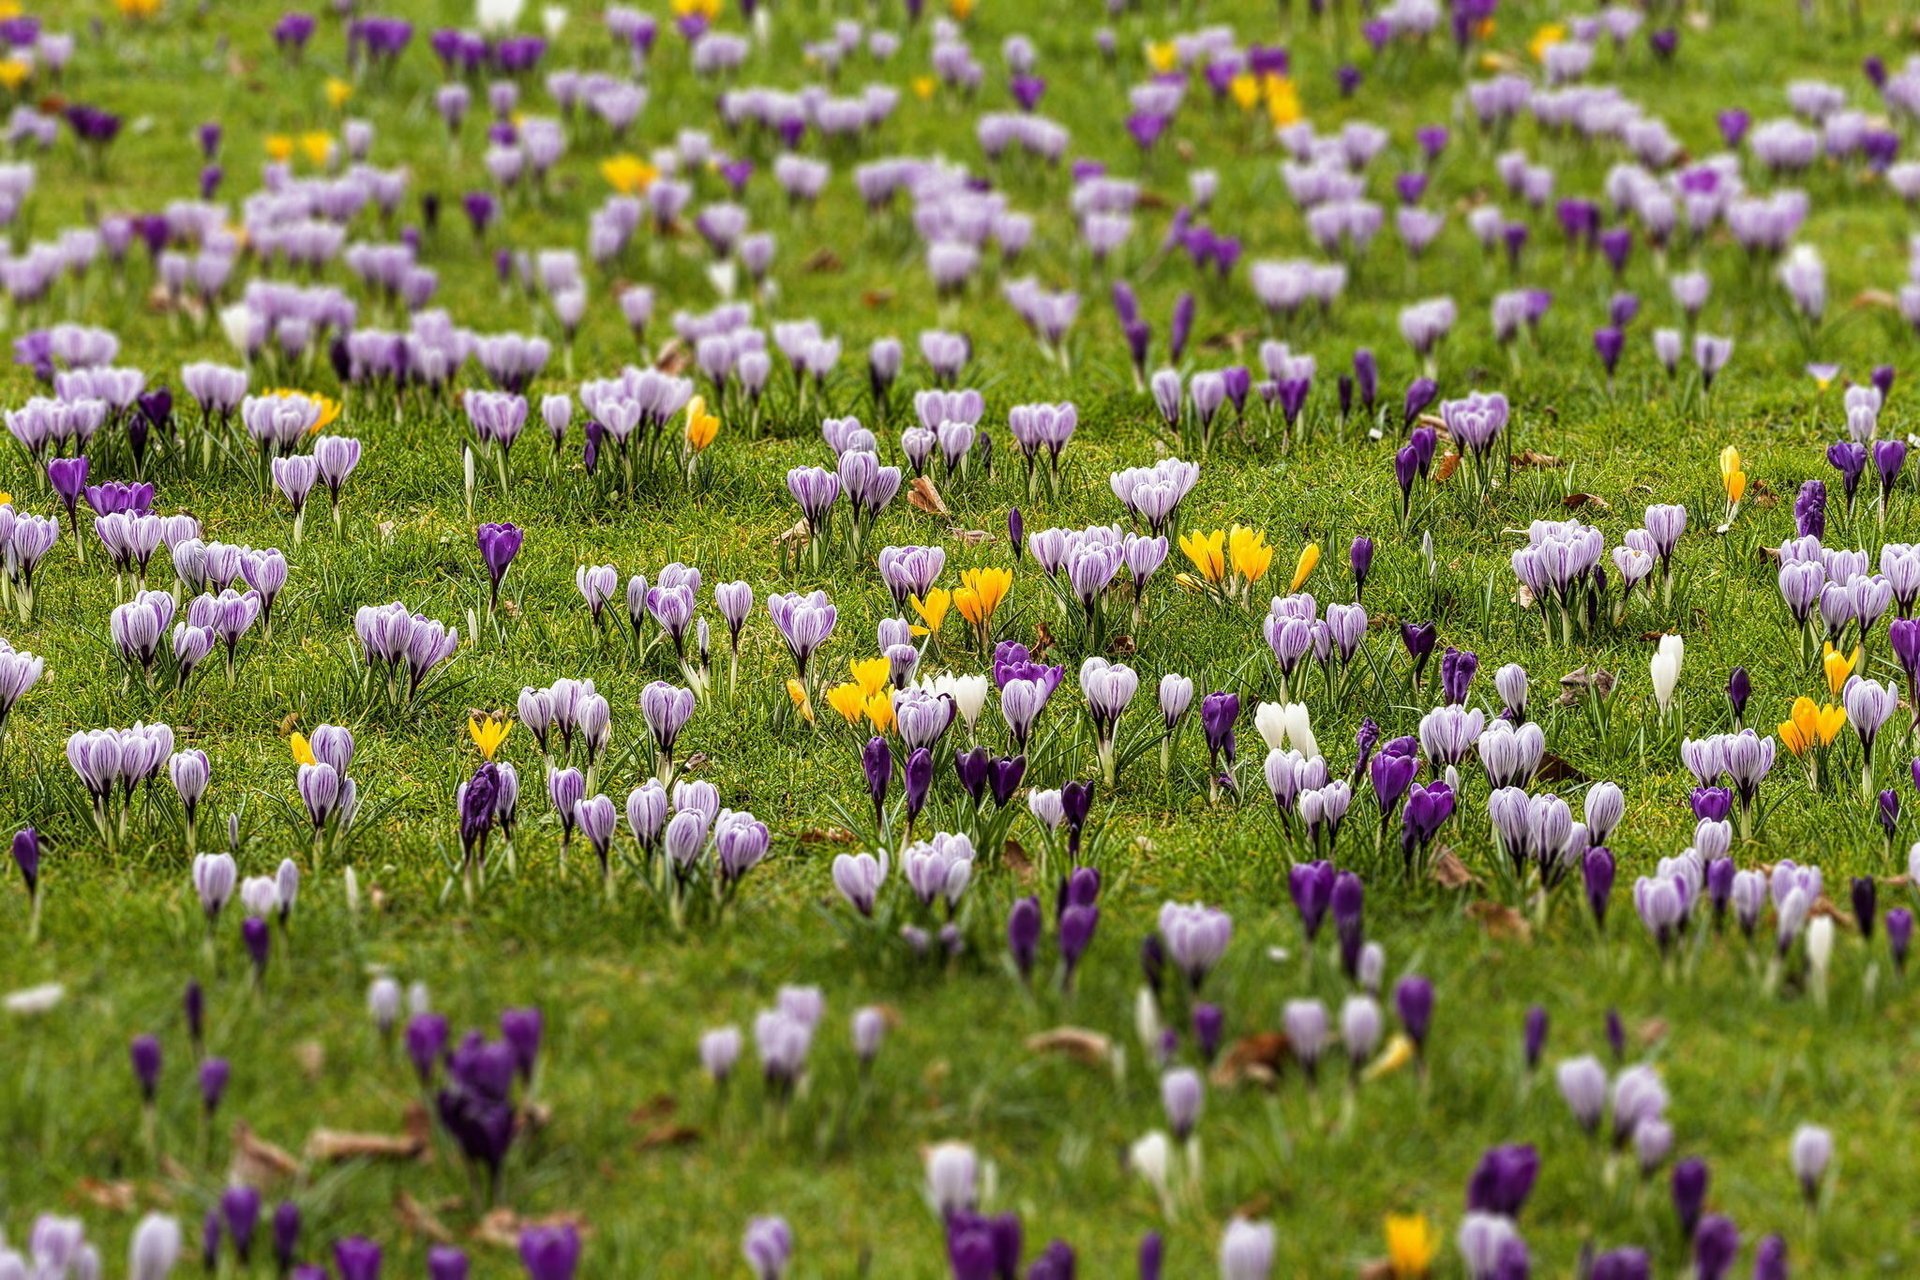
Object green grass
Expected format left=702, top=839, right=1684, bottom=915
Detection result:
left=5, top=0, right=1920, bottom=1275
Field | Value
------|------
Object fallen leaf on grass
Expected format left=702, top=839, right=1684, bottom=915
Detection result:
left=1563, top=492, right=1610, bottom=512
left=474, top=1210, right=589, bottom=1250
left=629, top=1094, right=677, bottom=1126
left=231, top=1123, right=302, bottom=1184
left=1433, top=452, right=1461, bottom=483
left=803, top=247, right=843, bottom=273
left=653, top=339, right=689, bottom=375
left=948, top=527, right=994, bottom=546
left=396, top=1191, right=456, bottom=1244
left=637, top=1122, right=700, bottom=1150
left=774, top=519, right=810, bottom=548
left=1511, top=449, right=1565, bottom=468
left=1210, top=1032, right=1291, bottom=1088
left=306, top=1127, right=427, bottom=1163
left=1533, top=753, right=1589, bottom=784
left=1467, top=900, right=1533, bottom=942
left=795, top=827, right=855, bottom=846
left=72, top=1179, right=138, bottom=1212
left=907, top=476, right=948, bottom=515
left=1002, top=838, right=1034, bottom=878
left=1429, top=849, right=1479, bottom=889
left=1024, top=1027, right=1112, bottom=1066
left=861, top=289, right=895, bottom=308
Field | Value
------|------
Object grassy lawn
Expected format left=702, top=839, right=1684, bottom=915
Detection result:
left=3, top=0, right=1920, bottom=1275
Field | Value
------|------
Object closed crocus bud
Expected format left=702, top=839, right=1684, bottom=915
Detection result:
left=1522, top=1005, right=1548, bottom=1071
left=1752, top=1235, right=1788, bottom=1280
left=1138, top=1232, right=1163, bottom=1280
left=1727, top=667, right=1751, bottom=723
left=1160, top=1067, right=1203, bottom=1141
left=1671, top=1156, right=1708, bottom=1240
left=131, top=1034, right=163, bottom=1102
left=852, top=1006, right=886, bottom=1065
left=271, top=1202, right=301, bottom=1272
left=199, top=1057, right=230, bottom=1114
left=130, top=1213, right=182, bottom=1280
left=1889, top=907, right=1913, bottom=972
left=427, top=1246, right=470, bottom=1280
left=1349, top=536, right=1374, bottom=600
left=1790, top=1124, right=1833, bottom=1204
left=221, top=1185, right=262, bottom=1263
left=1192, top=1002, right=1224, bottom=1063
left=11, top=826, right=39, bottom=896
left=1606, top=1008, right=1627, bottom=1063
left=1852, top=877, right=1878, bottom=940
left=1008, top=896, right=1042, bottom=981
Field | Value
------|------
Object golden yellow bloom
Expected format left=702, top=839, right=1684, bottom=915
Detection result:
left=299, top=131, right=335, bottom=167
left=1228, top=73, right=1261, bottom=112
left=850, top=657, right=891, bottom=700
left=787, top=678, right=815, bottom=724
left=954, top=567, right=1011, bottom=626
left=289, top=732, right=317, bottom=767
left=670, top=0, right=721, bottom=16
left=264, top=388, right=341, bottom=433
left=600, top=153, right=658, bottom=196
left=265, top=134, right=295, bottom=163
left=468, top=713, right=512, bottom=761
left=1823, top=642, right=1860, bottom=696
left=0, top=59, right=30, bottom=92
left=115, top=0, right=163, bottom=17
left=1180, top=529, right=1227, bottom=584
left=1385, top=1214, right=1439, bottom=1279
left=0, top=491, right=11, bottom=506
left=948, top=0, right=974, bottom=18
left=865, top=692, right=896, bottom=733
left=1144, top=40, right=1179, bottom=74
left=1363, top=1032, right=1415, bottom=1081
left=826, top=682, right=866, bottom=724
left=1289, top=542, right=1322, bottom=593
left=1228, top=526, right=1274, bottom=584
left=1263, top=75, right=1302, bottom=128
left=1527, top=22, right=1566, bottom=62
left=910, top=589, right=951, bottom=637
left=1720, top=445, right=1747, bottom=506
left=1779, top=696, right=1846, bottom=756
left=912, top=75, right=937, bottom=101
left=325, top=77, right=353, bottom=109
left=684, top=395, right=719, bottom=452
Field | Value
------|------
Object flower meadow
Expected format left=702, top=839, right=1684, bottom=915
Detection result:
left=9, top=0, right=1920, bottom=1275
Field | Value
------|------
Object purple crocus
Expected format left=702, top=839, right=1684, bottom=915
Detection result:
left=477, top=523, right=523, bottom=608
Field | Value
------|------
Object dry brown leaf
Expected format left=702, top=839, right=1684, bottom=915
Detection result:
left=1637, top=1018, right=1669, bottom=1047
left=628, top=1094, right=677, bottom=1126
left=803, top=247, right=843, bottom=273
left=1024, top=1027, right=1112, bottom=1066
left=1513, top=582, right=1537, bottom=609
left=1534, top=753, right=1589, bottom=784
left=395, top=1191, right=456, bottom=1244
left=1512, top=449, right=1565, bottom=468
left=1358, top=1261, right=1397, bottom=1280
left=1467, top=900, right=1533, bottom=942
left=1852, top=288, right=1897, bottom=310
left=774, top=519, right=811, bottom=548
left=306, top=1128, right=427, bottom=1163
left=1433, top=452, right=1462, bottom=483
left=861, top=289, right=895, bottom=308
left=1106, top=634, right=1137, bottom=656
left=1031, top=621, right=1056, bottom=658
left=1563, top=492, right=1610, bottom=512
left=72, top=1179, right=138, bottom=1212
left=795, top=827, right=855, bottom=846
left=681, top=751, right=709, bottom=774
left=1002, top=837, right=1034, bottom=878
left=1429, top=849, right=1480, bottom=889
left=473, top=1210, right=589, bottom=1250
left=1211, top=1032, right=1291, bottom=1088
left=637, top=1122, right=701, bottom=1150
left=230, top=1123, right=302, bottom=1184
left=654, top=338, right=690, bottom=374
left=948, top=527, right=993, bottom=546
left=907, top=476, right=948, bottom=515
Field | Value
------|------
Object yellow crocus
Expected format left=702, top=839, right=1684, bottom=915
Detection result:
left=1228, top=526, right=1273, bottom=584
left=826, top=682, right=866, bottom=724
left=948, top=0, right=974, bottom=18
left=1263, top=75, right=1302, bottom=128
left=468, top=713, right=512, bottom=761
left=0, top=59, right=30, bottom=92
left=1822, top=642, right=1859, bottom=696
left=325, top=77, right=353, bottom=110
left=1289, top=542, right=1322, bottom=593
left=954, top=567, right=1011, bottom=627
left=1144, top=40, right=1179, bottom=74
left=265, top=135, right=295, bottom=163
left=289, top=733, right=316, bottom=767
left=912, top=76, right=937, bottom=101
left=1228, top=73, right=1261, bottom=112
left=1385, top=1214, right=1439, bottom=1279
left=299, top=131, right=335, bottom=167
left=1720, top=445, right=1747, bottom=506
left=850, top=657, right=891, bottom=699
left=600, top=153, right=658, bottom=196
left=264, top=388, right=341, bottom=433
left=1780, top=696, right=1845, bottom=756
left=910, top=589, right=951, bottom=637
left=114, top=0, right=162, bottom=17
left=1363, top=1032, right=1415, bottom=1081
left=865, top=692, right=895, bottom=733
left=786, top=678, right=815, bottom=724
left=670, top=0, right=721, bottom=16
left=1179, top=529, right=1227, bottom=584
left=0, top=491, right=12, bottom=506
left=1527, top=22, right=1566, bottom=62
left=684, top=395, right=719, bottom=452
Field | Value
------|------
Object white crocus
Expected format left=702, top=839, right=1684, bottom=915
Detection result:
left=1650, top=633, right=1683, bottom=713
left=476, top=0, right=526, bottom=32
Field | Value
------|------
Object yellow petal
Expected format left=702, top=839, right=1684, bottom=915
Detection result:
left=289, top=733, right=316, bottom=767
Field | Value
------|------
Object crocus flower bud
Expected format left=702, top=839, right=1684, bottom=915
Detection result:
left=1889, top=907, right=1913, bottom=972
left=1522, top=1006, right=1548, bottom=1072
left=130, top=1034, right=162, bottom=1103
left=1671, top=1156, right=1708, bottom=1241
left=1008, top=896, right=1042, bottom=981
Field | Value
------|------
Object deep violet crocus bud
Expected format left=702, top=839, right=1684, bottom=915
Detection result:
left=1193, top=1002, right=1223, bottom=1063
left=501, top=1006, right=543, bottom=1081
left=1523, top=1006, right=1548, bottom=1071
left=1727, top=667, right=1751, bottom=723
left=1671, top=1156, right=1708, bottom=1241
left=1890, top=907, right=1914, bottom=972
left=1402, top=377, right=1438, bottom=431
left=221, top=1185, right=262, bottom=1263
left=1009, top=507, right=1024, bottom=562
left=1583, top=846, right=1615, bottom=931
left=862, top=736, right=891, bottom=818
left=1752, top=1236, right=1787, bottom=1280
left=11, top=826, right=38, bottom=896
left=1852, top=877, right=1877, bottom=941
left=1605, top=1008, right=1626, bottom=1063
left=199, top=1057, right=230, bottom=1114
left=272, top=1201, right=302, bottom=1272
left=1692, top=1215, right=1738, bottom=1280
left=242, top=916, right=270, bottom=981
left=1138, top=1231, right=1163, bottom=1280
left=1350, top=536, right=1373, bottom=600
left=185, top=980, right=205, bottom=1050
left=1393, top=974, right=1433, bottom=1052
left=1354, top=349, right=1378, bottom=411
left=130, top=1034, right=162, bottom=1102
left=1008, top=896, right=1041, bottom=980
